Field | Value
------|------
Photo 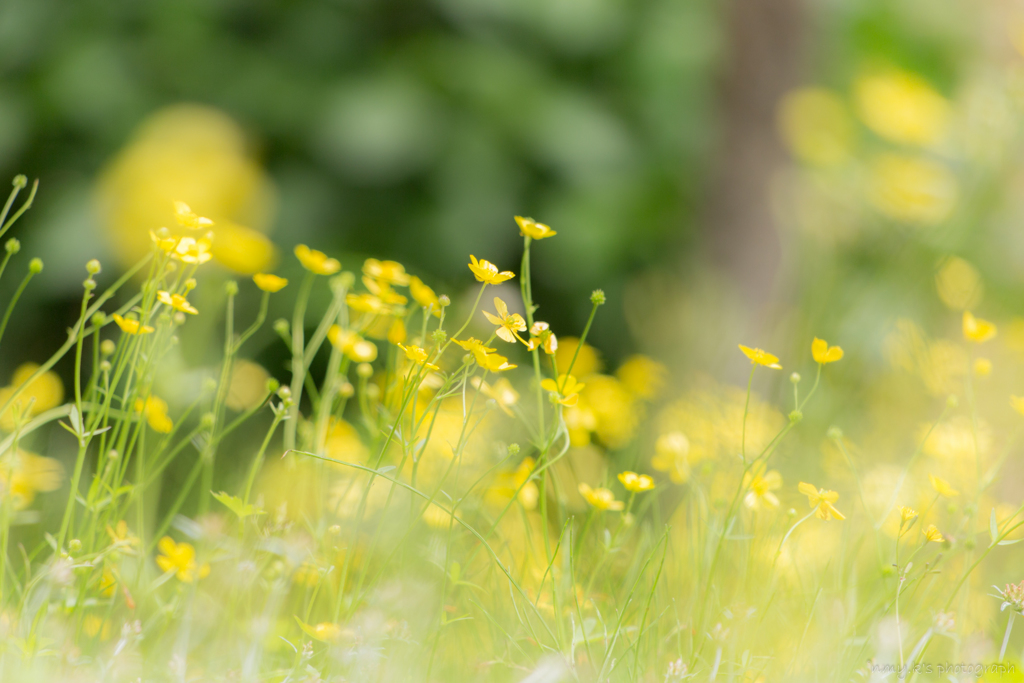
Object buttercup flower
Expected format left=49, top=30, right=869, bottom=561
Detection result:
left=170, top=235, right=213, bottom=265
left=578, top=483, right=624, bottom=511
left=157, top=291, right=198, bottom=315
left=398, top=344, right=440, bottom=372
left=173, top=201, right=214, bottom=230
left=468, top=255, right=514, bottom=285
left=526, top=321, right=558, bottom=355
left=156, top=537, right=210, bottom=583
left=253, top=273, right=288, bottom=293
left=409, top=276, right=440, bottom=311
left=472, top=377, right=519, bottom=417
left=618, top=471, right=655, bottom=493
left=454, top=337, right=497, bottom=359
left=962, top=311, right=996, bottom=343
left=515, top=216, right=557, bottom=240
left=541, top=374, right=584, bottom=407
left=476, top=350, right=517, bottom=373
left=929, top=474, right=959, bottom=497
left=0, top=363, right=65, bottom=431
left=295, top=244, right=340, bottom=276
left=483, top=297, right=527, bottom=344
left=651, top=432, right=691, bottom=484
left=616, top=355, right=667, bottom=400
left=798, top=482, right=845, bottom=520
left=743, top=464, right=782, bottom=509
left=738, top=345, right=782, bottom=369
left=923, top=524, right=944, bottom=542
left=135, top=395, right=173, bottom=433
left=328, top=326, right=378, bottom=363
left=898, top=505, right=918, bottom=526
left=112, top=314, right=154, bottom=335
left=0, top=449, right=64, bottom=509
left=811, top=337, right=843, bottom=364
left=363, top=258, right=410, bottom=286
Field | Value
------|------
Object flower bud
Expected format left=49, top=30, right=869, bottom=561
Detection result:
left=273, top=319, right=290, bottom=337
left=590, top=289, right=606, bottom=305
left=185, top=278, right=197, bottom=292
left=29, top=257, right=43, bottom=273
left=431, top=329, right=447, bottom=345
left=200, top=412, right=216, bottom=429
left=339, top=382, right=355, bottom=398
left=13, top=175, right=27, bottom=189
left=86, top=259, right=101, bottom=275
left=68, top=539, right=82, bottom=554
left=277, top=386, right=292, bottom=400
left=100, top=339, right=116, bottom=356
left=4, top=238, right=19, bottom=254
left=225, top=280, right=239, bottom=296
left=826, top=426, right=843, bottom=440
left=83, top=278, right=96, bottom=290
left=508, top=443, right=520, bottom=456
left=438, top=294, right=451, bottom=308
left=265, top=378, right=280, bottom=393
left=107, top=449, right=119, bottom=461
left=788, top=410, right=803, bottom=423
left=202, top=377, right=218, bottom=394
left=356, top=363, right=374, bottom=379
left=91, top=312, right=107, bottom=327
left=790, top=372, right=801, bottom=384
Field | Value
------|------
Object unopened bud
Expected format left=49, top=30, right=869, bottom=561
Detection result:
left=339, top=382, right=355, bottom=398
left=68, top=539, right=82, bottom=553
left=5, top=238, right=19, bottom=254
left=100, top=339, right=116, bottom=356
left=83, top=278, right=96, bottom=290
left=91, top=312, right=107, bottom=327
left=225, top=280, right=239, bottom=296
left=508, top=443, right=520, bottom=456
left=356, top=363, right=374, bottom=379
left=265, top=378, right=280, bottom=393
left=826, top=426, right=843, bottom=441
left=438, top=294, right=451, bottom=308
left=29, top=257, right=43, bottom=273
left=277, top=386, right=292, bottom=400
left=13, top=175, right=27, bottom=189
left=86, top=259, right=101, bottom=275
left=273, top=319, right=289, bottom=337
left=790, top=372, right=801, bottom=384
left=590, top=289, right=606, bottom=305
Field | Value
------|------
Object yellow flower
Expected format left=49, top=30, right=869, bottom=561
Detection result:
left=0, top=363, right=64, bottom=431
left=923, top=524, right=944, bottom=543
left=868, top=153, right=957, bottom=226
left=0, top=449, right=63, bottom=510
left=253, top=273, right=288, bottom=293
left=472, top=377, right=519, bottom=417
left=515, top=215, right=557, bottom=240
left=156, top=537, right=209, bottom=583
left=1012, top=396, right=1024, bottom=417
left=209, top=221, right=276, bottom=274
left=798, top=482, right=845, bottom=521
left=363, top=258, right=410, bottom=286
left=617, top=471, right=655, bottom=493
left=173, top=200, right=214, bottom=230
left=974, top=358, right=992, bottom=376
left=468, top=255, right=514, bottom=285
left=616, top=355, right=667, bottom=400
left=311, top=623, right=342, bottom=642
left=578, top=483, right=624, bottom=511
left=962, top=311, right=996, bottom=343
left=777, top=88, right=855, bottom=167
left=409, top=276, right=440, bottom=311
left=738, top=345, right=782, bottom=369
left=476, top=350, right=517, bottom=373
left=898, top=505, right=918, bottom=526
left=555, top=337, right=601, bottom=378
left=135, top=395, right=173, bottom=434
left=525, top=321, right=558, bottom=355
left=743, top=464, right=782, bottom=509
left=112, top=313, right=154, bottom=335
left=346, top=293, right=387, bottom=315
left=811, top=337, right=843, bottom=364
left=398, top=343, right=440, bottom=372
left=170, top=235, right=213, bottom=265
left=541, top=374, right=584, bottom=407
left=157, top=291, right=198, bottom=315
left=651, top=432, right=691, bottom=484
left=935, top=256, right=982, bottom=311
left=422, top=503, right=452, bottom=529
left=107, top=520, right=140, bottom=555
left=487, top=457, right=538, bottom=510
left=362, top=276, right=407, bottom=306
left=328, top=326, right=378, bottom=363
left=453, top=337, right=497, bottom=358
left=483, top=297, right=527, bottom=344
left=929, top=474, right=959, bottom=498
left=854, top=69, right=949, bottom=147
left=295, top=244, right=340, bottom=275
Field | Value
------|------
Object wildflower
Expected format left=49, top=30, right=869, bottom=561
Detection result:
left=453, top=337, right=497, bottom=360
left=310, top=623, right=342, bottom=642
left=997, top=580, right=1024, bottom=614
left=962, top=311, right=996, bottom=343
left=98, top=570, right=117, bottom=597
left=173, top=201, right=214, bottom=230
left=798, top=482, right=846, bottom=520
left=0, top=450, right=63, bottom=509
left=294, top=244, right=340, bottom=275
left=476, top=350, right=517, bottom=373
left=618, top=471, right=655, bottom=493
left=929, top=474, right=959, bottom=498
left=328, top=326, right=378, bottom=363
left=898, top=505, right=918, bottom=526
left=923, top=524, right=944, bottom=542
left=157, top=291, right=198, bottom=315
left=738, top=345, right=782, bottom=369
left=811, top=337, right=844, bottom=364
left=555, top=337, right=602, bottom=377
left=867, top=153, right=957, bottom=226
left=0, top=363, right=65, bottom=431
left=253, top=273, right=288, bottom=292
left=208, top=221, right=276, bottom=275
left=541, top=374, right=584, bottom=407
left=525, top=321, right=558, bottom=354
left=743, top=464, right=782, bottom=509
left=135, top=395, right=173, bottom=433
left=651, top=432, right=691, bottom=484
left=616, top=355, right=667, bottom=400
left=974, top=358, right=992, bottom=376
left=422, top=503, right=452, bottom=529
left=346, top=293, right=387, bottom=315
left=83, top=615, right=112, bottom=640
left=398, top=344, right=440, bottom=372
left=112, top=314, right=154, bottom=335
left=514, top=215, right=557, bottom=240
left=472, top=377, right=519, bottom=417
left=468, top=255, right=514, bottom=285
left=106, top=520, right=140, bottom=555
left=363, top=258, right=410, bottom=286
left=155, top=537, right=209, bottom=583
left=854, top=69, right=949, bottom=147
left=483, top=297, right=527, bottom=344
left=487, top=457, right=538, bottom=509
left=409, top=276, right=440, bottom=311
left=170, top=235, right=213, bottom=264
left=578, top=483, right=624, bottom=511
left=363, top=276, right=407, bottom=306
left=387, top=318, right=407, bottom=344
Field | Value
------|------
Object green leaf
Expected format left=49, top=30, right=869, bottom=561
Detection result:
left=211, top=491, right=264, bottom=519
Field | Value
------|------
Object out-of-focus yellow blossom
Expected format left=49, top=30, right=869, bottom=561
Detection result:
left=929, top=474, right=959, bottom=498
left=923, top=525, right=944, bottom=542
left=541, top=374, right=584, bottom=407
left=328, top=326, right=378, bottom=363
left=309, top=623, right=342, bottom=642
left=472, top=377, right=519, bottom=417
left=363, top=258, right=410, bottom=286
left=156, top=537, right=209, bottom=583
left=811, top=337, right=843, bottom=364
left=398, top=344, right=440, bottom=372
left=868, top=153, right=957, bottom=226
left=898, top=506, right=918, bottom=525
left=476, top=350, right=517, bottom=373
left=387, top=318, right=407, bottom=344
left=454, top=337, right=497, bottom=360
left=323, top=419, right=368, bottom=462
left=1011, top=395, right=1024, bottom=417
left=157, top=291, right=198, bottom=315
left=526, top=321, right=558, bottom=354
left=555, top=337, right=601, bottom=378
left=328, top=472, right=391, bottom=519
left=963, top=311, right=996, bottom=343
left=515, top=216, right=557, bottom=240
left=738, top=345, right=782, bottom=369
left=578, top=483, right=624, bottom=511
left=618, top=471, right=655, bottom=493
left=580, top=375, right=639, bottom=449
left=616, top=355, right=667, bottom=400
left=651, top=431, right=692, bottom=484
left=96, top=105, right=277, bottom=273
left=83, top=616, right=113, bottom=641
left=112, top=314, right=153, bottom=336
left=935, top=256, right=982, bottom=311
left=483, top=297, right=527, bottom=344
left=135, top=395, right=173, bottom=434
left=854, top=69, right=950, bottom=146
left=169, top=234, right=214, bottom=265
left=743, top=464, right=782, bottom=509
left=346, top=293, right=387, bottom=315
left=98, top=570, right=117, bottom=597
left=0, top=450, right=63, bottom=509
left=921, top=416, right=990, bottom=460
left=226, top=360, right=270, bottom=411
left=884, top=318, right=966, bottom=395
left=487, top=457, right=538, bottom=510
left=293, top=562, right=321, bottom=588
left=107, top=520, right=140, bottom=556
left=0, top=363, right=64, bottom=431
left=777, top=88, right=855, bottom=166
left=253, top=273, right=288, bottom=293
left=563, top=404, right=597, bottom=447
left=422, top=503, right=452, bottom=529
left=409, top=276, right=440, bottom=311
left=798, top=482, right=845, bottom=520
left=362, top=276, right=408, bottom=307
left=468, top=255, right=514, bottom=285
left=295, top=244, right=340, bottom=275
left=974, top=358, right=992, bottom=376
